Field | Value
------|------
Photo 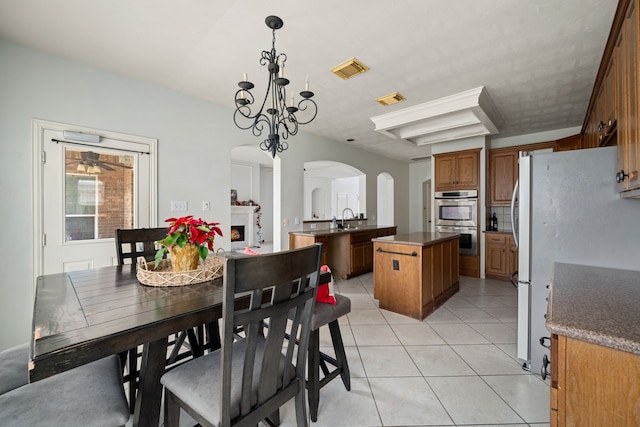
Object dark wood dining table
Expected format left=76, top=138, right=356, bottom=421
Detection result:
left=30, top=261, right=330, bottom=427
left=30, top=264, right=225, bottom=427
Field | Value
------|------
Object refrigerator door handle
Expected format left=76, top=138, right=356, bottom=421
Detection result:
left=511, top=180, right=519, bottom=247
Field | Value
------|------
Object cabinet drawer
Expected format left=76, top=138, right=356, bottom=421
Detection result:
left=486, top=234, right=506, bottom=244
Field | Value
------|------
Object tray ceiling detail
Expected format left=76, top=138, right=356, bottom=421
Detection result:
left=370, top=86, right=505, bottom=146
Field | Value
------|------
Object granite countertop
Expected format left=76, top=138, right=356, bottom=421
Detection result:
left=483, top=230, right=513, bottom=235
left=372, top=232, right=460, bottom=247
left=289, top=225, right=396, bottom=238
left=546, top=262, right=640, bottom=355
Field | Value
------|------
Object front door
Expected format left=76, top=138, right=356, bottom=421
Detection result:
left=37, top=123, right=156, bottom=274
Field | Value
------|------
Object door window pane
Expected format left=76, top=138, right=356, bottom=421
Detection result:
left=64, top=148, right=135, bottom=241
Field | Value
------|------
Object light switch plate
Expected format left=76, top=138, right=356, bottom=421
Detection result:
left=171, top=200, right=188, bottom=211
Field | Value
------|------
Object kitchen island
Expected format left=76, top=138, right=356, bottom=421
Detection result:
left=372, top=232, right=460, bottom=320
left=289, top=225, right=397, bottom=279
left=546, top=263, right=640, bottom=426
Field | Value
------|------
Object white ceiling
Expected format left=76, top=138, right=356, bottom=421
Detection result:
left=0, top=0, right=617, bottom=162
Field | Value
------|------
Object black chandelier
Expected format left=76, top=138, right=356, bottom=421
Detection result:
left=233, top=15, right=318, bottom=158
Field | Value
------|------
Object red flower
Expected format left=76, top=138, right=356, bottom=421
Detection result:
left=155, top=215, right=224, bottom=266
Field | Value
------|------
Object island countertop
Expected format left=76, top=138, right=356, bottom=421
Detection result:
left=372, top=231, right=460, bottom=247
left=289, top=225, right=396, bottom=238
left=546, top=262, right=640, bottom=355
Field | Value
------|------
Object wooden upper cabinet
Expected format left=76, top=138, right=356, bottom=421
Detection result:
left=555, top=134, right=583, bottom=152
left=583, top=0, right=639, bottom=195
left=489, top=150, right=518, bottom=205
left=434, top=149, right=480, bottom=191
left=615, top=0, right=639, bottom=193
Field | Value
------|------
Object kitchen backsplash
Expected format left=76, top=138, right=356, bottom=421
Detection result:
left=487, top=206, right=514, bottom=232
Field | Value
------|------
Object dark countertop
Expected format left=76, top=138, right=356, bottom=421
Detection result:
left=546, top=262, right=640, bottom=355
left=289, top=225, right=396, bottom=238
left=372, top=232, right=460, bottom=247
left=483, top=230, right=513, bottom=235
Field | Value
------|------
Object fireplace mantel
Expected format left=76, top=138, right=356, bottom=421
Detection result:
left=231, top=205, right=259, bottom=214
left=230, top=205, right=259, bottom=249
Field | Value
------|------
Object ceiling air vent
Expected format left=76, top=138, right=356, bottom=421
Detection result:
left=376, top=92, right=406, bottom=106
left=330, top=57, right=369, bottom=80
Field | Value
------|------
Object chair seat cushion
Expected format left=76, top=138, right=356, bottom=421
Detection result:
left=161, top=336, right=295, bottom=424
left=0, top=343, right=29, bottom=395
left=0, top=355, right=129, bottom=427
left=311, top=294, right=351, bottom=331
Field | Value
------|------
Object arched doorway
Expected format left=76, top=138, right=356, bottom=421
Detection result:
left=304, top=161, right=366, bottom=221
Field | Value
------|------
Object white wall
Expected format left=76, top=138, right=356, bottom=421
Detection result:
left=0, top=39, right=410, bottom=350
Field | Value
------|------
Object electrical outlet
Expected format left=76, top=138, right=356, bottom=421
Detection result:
left=202, top=201, right=210, bottom=211
left=294, top=217, right=300, bottom=225
left=310, top=223, right=317, bottom=229
left=283, top=218, right=289, bottom=226
left=171, top=200, right=188, bottom=211
left=393, top=260, right=399, bottom=270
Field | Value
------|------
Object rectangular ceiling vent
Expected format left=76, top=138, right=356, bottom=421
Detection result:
left=331, top=57, right=369, bottom=80
left=376, top=92, right=406, bottom=106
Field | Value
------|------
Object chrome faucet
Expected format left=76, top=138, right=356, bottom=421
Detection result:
left=341, top=208, right=355, bottom=228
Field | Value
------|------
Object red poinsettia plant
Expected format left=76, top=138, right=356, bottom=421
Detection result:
left=155, top=216, right=223, bottom=266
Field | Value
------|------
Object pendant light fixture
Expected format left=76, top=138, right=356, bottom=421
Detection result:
left=233, top=15, right=318, bottom=158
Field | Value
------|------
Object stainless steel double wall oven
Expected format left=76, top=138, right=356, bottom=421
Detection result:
left=434, top=190, right=478, bottom=256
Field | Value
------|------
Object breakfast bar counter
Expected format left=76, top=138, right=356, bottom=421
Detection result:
left=289, top=225, right=397, bottom=279
left=372, top=232, right=460, bottom=320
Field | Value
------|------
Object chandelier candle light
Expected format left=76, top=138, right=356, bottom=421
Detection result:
left=234, top=15, right=318, bottom=158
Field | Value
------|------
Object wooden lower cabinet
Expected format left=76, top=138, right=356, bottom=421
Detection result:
left=485, top=233, right=517, bottom=281
left=551, top=334, right=640, bottom=426
left=460, top=254, right=480, bottom=278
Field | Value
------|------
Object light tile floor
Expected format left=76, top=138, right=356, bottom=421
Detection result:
left=172, top=273, right=551, bottom=427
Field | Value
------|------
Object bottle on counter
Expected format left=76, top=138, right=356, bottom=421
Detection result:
left=331, top=216, right=337, bottom=229
left=491, top=213, right=498, bottom=231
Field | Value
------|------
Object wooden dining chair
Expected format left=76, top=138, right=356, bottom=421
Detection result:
left=0, top=355, right=130, bottom=426
left=161, top=243, right=323, bottom=427
left=115, top=227, right=214, bottom=412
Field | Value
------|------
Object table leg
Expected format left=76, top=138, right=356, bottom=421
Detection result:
left=133, top=337, right=168, bottom=427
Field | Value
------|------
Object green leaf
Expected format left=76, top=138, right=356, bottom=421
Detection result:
left=154, top=247, right=166, bottom=268
left=199, top=246, right=208, bottom=261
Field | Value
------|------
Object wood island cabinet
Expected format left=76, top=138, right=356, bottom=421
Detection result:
left=484, top=233, right=517, bottom=281
left=550, top=334, right=640, bottom=426
left=433, top=148, right=480, bottom=191
left=289, top=226, right=397, bottom=280
left=373, top=232, right=459, bottom=320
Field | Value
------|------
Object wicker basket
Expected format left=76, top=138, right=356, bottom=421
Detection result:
left=137, top=255, right=224, bottom=287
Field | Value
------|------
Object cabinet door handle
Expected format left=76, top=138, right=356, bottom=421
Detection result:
left=541, top=354, right=550, bottom=380
left=616, top=170, right=629, bottom=183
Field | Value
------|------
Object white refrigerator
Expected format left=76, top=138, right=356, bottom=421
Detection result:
left=513, top=146, right=640, bottom=375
